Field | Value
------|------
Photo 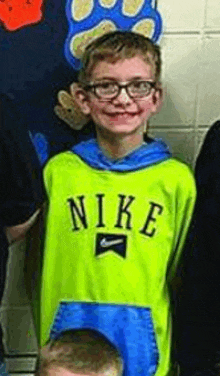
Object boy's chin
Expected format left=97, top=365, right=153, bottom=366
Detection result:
left=96, top=124, right=145, bottom=139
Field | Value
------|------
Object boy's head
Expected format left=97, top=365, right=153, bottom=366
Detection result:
left=37, top=329, right=123, bottom=376
left=75, top=31, right=162, bottom=139
left=78, top=31, right=161, bottom=86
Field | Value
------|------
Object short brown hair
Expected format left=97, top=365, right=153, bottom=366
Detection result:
left=37, top=329, right=123, bottom=376
left=78, top=31, right=161, bottom=85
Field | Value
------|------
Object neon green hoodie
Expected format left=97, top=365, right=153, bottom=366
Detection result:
left=41, top=139, right=196, bottom=376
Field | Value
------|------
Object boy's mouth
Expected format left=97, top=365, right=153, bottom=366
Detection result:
left=104, top=111, right=140, bottom=119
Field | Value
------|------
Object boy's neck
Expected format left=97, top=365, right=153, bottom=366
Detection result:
left=97, top=132, right=145, bottom=160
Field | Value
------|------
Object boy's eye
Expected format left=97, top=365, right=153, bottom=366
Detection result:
left=96, top=82, right=118, bottom=94
left=129, top=81, right=151, bottom=93
left=89, top=80, right=155, bottom=99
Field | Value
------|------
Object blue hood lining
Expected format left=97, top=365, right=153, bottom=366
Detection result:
left=71, top=138, right=171, bottom=172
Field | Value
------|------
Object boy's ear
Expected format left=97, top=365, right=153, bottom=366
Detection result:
left=151, top=83, right=163, bottom=114
left=73, top=84, right=91, bottom=115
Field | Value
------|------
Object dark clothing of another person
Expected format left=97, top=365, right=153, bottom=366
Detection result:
left=176, top=121, right=220, bottom=376
left=0, top=0, right=78, bottom=359
left=0, top=94, right=44, bottom=359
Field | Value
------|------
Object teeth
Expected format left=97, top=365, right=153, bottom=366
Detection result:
left=109, top=113, right=136, bottom=115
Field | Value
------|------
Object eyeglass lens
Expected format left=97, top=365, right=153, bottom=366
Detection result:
left=94, top=81, right=154, bottom=99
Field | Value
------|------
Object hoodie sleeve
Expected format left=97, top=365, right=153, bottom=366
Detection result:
left=167, top=163, right=196, bottom=282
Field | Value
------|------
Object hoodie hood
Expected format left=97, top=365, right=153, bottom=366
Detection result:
left=71, top=137, right=171, bottom=172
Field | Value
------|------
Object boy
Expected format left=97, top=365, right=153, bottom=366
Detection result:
left=41, top=31, right=196, bottom=376
left=37, top=328, right=123, bottom=376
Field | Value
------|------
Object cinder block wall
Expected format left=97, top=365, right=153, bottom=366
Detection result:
left=151, top=0, right=220, bottom=166
left=2, top=0, right=220, bottom=374
left=2, top=239, right=37, bottom=375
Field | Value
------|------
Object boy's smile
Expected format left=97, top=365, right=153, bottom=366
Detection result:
left=48, top=367, right=119, bottom=376
left=80, top=56, right=161, bottom=139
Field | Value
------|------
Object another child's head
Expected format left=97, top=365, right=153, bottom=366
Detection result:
left=37, top=329, right=123, bottom=376
left=75, top=31, right=162, bottom=138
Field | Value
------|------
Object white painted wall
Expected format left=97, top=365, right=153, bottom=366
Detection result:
left=151, top=0, right=220, bottom=166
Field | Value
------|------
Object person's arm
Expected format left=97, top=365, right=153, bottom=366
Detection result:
left=5, top=208, right=41, bottom=245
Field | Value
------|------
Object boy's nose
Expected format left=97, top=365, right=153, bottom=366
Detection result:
left=113, top=87, right=133, bottom=105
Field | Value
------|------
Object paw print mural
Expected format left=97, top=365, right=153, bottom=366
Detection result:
left=29, top=131, right=49, bottom=166
left=54, top=83, right=90, bottom=130
left=0, top=0, right=44, bottom=31
left=65, top=0, right=163, bottom=70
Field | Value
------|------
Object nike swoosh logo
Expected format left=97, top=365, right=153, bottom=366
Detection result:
left=100, top=238, right=124, bottom=248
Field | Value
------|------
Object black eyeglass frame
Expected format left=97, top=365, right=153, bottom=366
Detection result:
left=83, top=80, right=157, bottom=100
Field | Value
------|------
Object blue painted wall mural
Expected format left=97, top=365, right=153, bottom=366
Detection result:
left=65, top=0, right=162, bottom=70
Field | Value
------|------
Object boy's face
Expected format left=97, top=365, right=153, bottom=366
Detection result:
left=47, top=366, right=119, bottom=376
left=77, top=56, right=162, bottom=139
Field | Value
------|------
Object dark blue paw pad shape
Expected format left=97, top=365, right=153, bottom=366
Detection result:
left=30, top=132, right=49, bottom=166
left=64, top=0, right=163, bottom=70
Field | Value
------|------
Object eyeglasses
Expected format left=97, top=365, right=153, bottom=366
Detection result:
left=84, top=80, right=157, bottom=100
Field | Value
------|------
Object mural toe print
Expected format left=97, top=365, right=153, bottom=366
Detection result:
left=65, top=0, right=162, bottom=70
left=54, top=83, right=90, bottom=130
